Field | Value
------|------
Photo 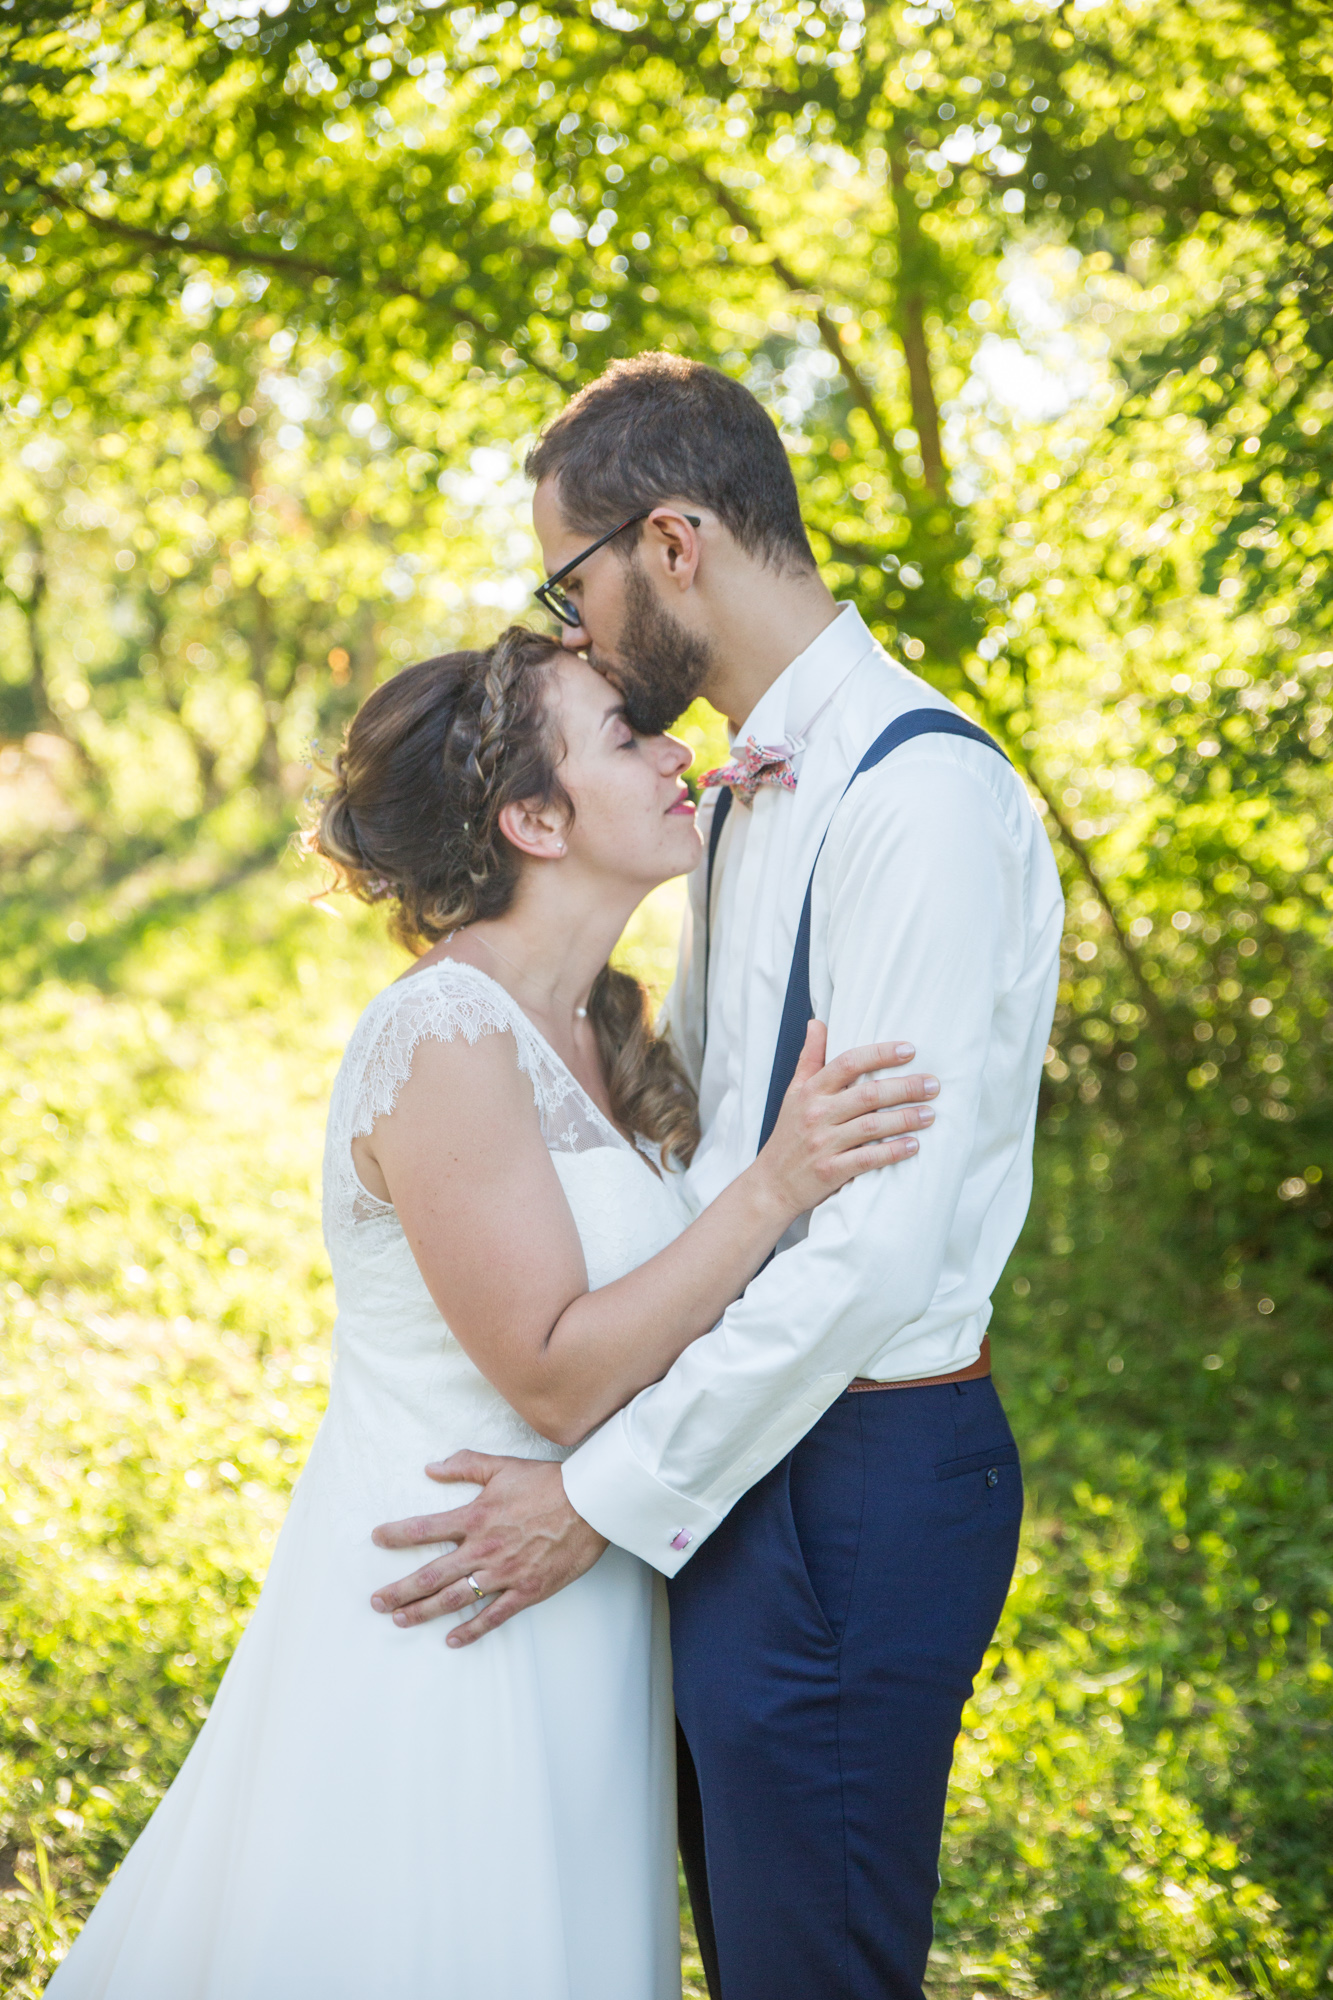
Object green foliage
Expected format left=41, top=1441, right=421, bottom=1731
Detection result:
left=933, top=1101, right=1333, bottom=1996
left=0, top=352, right=541, bottom=807
left=6, top=0, right=1333, bottom=657
left=1, top=825, right=1329, bottom=1996
left=1, top=1, right=1331, bottom=1990
left=4, top=1, right=1332, bottom=1199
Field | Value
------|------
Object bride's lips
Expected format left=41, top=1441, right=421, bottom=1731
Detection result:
left=666, top=793, right=697, bottom=816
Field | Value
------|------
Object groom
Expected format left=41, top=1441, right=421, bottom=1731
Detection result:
left=372, top=355, right=1063, bottom=1998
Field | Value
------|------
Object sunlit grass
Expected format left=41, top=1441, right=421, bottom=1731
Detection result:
left=1, top=802, right=1329, bottom=1995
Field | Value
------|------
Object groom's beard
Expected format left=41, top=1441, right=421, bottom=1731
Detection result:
left=593, top=561, right=712, bottom=738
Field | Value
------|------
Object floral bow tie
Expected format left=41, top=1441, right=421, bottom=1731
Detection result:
left=701, top=735, right=799, bottom=804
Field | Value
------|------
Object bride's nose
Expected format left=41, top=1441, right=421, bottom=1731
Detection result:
left=660, top=733, right=693, bottom=774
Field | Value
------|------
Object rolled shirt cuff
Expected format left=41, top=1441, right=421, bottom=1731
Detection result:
left=561, top=1409, right=722, bottom=1578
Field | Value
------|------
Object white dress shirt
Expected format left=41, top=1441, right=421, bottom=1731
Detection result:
left=562, top=604, right=1064, bottom=1577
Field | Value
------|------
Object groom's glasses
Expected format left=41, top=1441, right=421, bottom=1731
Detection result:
left=534, top=511, right=701, bottom=628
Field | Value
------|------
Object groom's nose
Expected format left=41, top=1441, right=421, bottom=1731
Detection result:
left=558, top=618, right=590, bottom=650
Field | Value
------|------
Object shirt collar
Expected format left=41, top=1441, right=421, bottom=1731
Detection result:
left=730, top=602, right=877, bottom=751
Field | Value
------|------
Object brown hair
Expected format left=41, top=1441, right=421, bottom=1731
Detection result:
left=526, top=353, right=816, bottom=575
left=309, top=624, right=698, bottom=1166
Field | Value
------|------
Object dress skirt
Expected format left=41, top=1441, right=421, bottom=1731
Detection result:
left=47, top=1441, right=680, bottom=2000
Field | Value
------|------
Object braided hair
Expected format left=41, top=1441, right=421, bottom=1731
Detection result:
left=312, top=625, right=562, bottom=948
left=309, top=625, right=698, bottom=1166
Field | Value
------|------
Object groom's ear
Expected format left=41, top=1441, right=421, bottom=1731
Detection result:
left=642, top=506, right=704, bottom=592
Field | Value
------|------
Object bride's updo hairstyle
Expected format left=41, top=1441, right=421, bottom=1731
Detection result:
left=311, top=624, right=698, bottom=1165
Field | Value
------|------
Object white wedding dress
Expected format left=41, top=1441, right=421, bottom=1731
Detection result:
left=50, top=961, right=691, bottom=2000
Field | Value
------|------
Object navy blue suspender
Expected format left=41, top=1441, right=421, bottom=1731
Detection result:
left=700, top=782, right=732, bottom=1045
left=700, top=709, right=1010, bottom=1157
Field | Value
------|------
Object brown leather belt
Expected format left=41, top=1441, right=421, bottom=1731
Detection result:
left=848, top=1334, right=991, bottom=1393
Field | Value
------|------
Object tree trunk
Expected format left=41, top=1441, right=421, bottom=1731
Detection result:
left=19, top=521, right=54, bottom=731
left=10, top=518, right=98, bottom=779
left=147, top=594, right=226, bottom=808
left=352, top=604, right=379, bottom=698
left=247, top=580, right=282, bottom=789
left=889, top=157, right=948, bottom=501
left=234, top=420, right=285, bottom=792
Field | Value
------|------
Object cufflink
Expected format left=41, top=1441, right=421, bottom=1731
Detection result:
left=670, top=1529, right=692, bottom=1551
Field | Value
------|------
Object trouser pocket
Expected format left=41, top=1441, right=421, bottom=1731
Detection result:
left=934, top=1440, right=1021, bottom=1508
left=786, top=1400, right=866, bottom=1645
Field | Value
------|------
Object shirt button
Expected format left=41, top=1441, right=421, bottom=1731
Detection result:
left=986, top=1467, right=999, bottom=1488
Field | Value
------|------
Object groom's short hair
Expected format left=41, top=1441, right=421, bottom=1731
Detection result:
left=526, top=354, right=816, bottom=574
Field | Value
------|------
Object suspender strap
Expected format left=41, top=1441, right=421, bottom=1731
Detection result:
left=756, top=709, right=1009, bottom=1154
left=700, top=784, right=732, bottom=1052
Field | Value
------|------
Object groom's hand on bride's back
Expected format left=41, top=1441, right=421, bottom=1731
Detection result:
left=369, top=1454, right=607, bottom=1647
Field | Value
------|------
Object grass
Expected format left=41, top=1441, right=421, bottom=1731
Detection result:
left=1, top=770, right=1329, bottom=1996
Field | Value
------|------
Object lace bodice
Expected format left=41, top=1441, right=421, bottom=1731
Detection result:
left=315, top=960, right=693, bottom=1529
left=324, top=958, right=654, bottom=1237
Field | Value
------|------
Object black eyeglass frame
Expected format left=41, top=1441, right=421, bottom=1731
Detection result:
left=533, top=510, right=702, bottom=627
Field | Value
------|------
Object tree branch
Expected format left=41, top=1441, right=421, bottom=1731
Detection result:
left=0, top=250, right=143, bottom=364
left=1003, top=732, right=1176, bottom=1047
left=818, top=525, right=894, bottom=570
left=888, top=155, right=947, bottom=499
left=24, top=182, right=570, bottom=389
left=692, top=167, right=913, bottom=494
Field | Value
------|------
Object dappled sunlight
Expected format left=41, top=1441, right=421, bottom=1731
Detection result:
left=2, top=0, right=1331, bottom=1989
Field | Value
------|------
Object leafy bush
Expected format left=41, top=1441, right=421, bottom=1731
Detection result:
left=1, top=800, right=1328, bottom=1995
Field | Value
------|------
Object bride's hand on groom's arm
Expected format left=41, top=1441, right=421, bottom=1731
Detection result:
left=369, top=1453, right=606, bottom=1646
left=749, top=1020, right=938, bottom=1224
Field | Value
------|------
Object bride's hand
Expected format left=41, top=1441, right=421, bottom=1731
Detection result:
left=751, top=1022, right=937, bottom=1223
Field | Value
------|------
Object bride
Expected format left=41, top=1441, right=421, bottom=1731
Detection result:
left=49, top=625, right=939, bottom=2000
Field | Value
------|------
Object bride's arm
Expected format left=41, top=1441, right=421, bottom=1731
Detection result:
left=362, top=1023, right=936, bottom=1447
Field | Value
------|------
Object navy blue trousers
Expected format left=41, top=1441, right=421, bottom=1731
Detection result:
left=669, top=1377, right=1022, bottom=2000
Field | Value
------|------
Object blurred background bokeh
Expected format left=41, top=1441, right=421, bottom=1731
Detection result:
left=2, top=1, right=1330, bottom=1991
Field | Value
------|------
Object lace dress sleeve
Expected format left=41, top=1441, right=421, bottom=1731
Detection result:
left=321, top=960, right=615, bottom=1246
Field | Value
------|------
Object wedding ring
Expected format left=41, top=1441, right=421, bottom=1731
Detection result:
left=465, top=1574, right=486, bottom=1602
